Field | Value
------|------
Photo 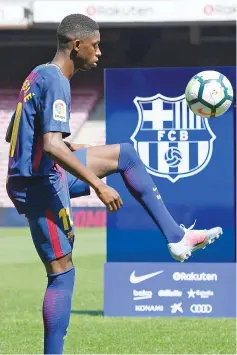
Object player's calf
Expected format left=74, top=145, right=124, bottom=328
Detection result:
left=117, top=143, right=185, bottom=243
left=43, top=267, right=75, bottom=354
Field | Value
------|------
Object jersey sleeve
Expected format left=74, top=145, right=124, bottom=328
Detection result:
left=39, top=75, right=71, bottom=138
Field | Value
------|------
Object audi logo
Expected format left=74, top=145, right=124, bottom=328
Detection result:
left=190, top=304, right=212, bottom=314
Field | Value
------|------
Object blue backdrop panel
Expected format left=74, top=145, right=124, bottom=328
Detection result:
left=105, top=66, right=236, bottom=263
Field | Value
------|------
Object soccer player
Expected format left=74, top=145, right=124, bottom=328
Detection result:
left=6, top=14, right=222, bottom=354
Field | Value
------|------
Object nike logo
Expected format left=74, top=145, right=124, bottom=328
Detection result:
left=153, top=187, right=157, bottom=191
left=130, top=270, right=164, bottom=284
left=198, top=108, right=216, bottom=117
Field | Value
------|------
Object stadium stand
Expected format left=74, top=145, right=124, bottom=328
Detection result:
left=71, top=99, right=105, bottom=207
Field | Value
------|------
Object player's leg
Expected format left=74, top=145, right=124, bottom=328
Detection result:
left=85, top=143, right=185, bottom=242
left=68, top=144, right=222, bottom=262
left=42, top=265, right=75, bottom=354
left=68, top=145, right=184, bottom=241
left=26, top=183, right=75, bottom=354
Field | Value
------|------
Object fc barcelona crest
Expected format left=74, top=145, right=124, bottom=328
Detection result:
left=131, top=93, right=216, bottom=183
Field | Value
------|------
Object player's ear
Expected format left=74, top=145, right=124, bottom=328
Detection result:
left=73, top=39, right=80, bottom=52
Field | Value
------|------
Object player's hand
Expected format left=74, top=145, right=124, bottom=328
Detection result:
left=95, top=183, right=123, bottom=212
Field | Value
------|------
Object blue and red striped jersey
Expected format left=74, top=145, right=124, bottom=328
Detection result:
left=8, top=64, right=71, bottom=179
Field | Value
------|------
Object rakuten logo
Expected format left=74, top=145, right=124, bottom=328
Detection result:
left=173, top=272, right=217, bottom=281
left=86, top=5, right=153, bottom=18
left=204, top=4, right=236, bottom=15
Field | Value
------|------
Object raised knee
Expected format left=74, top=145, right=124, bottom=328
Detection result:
left=120, top=143, right=137, bottom=157
left=119, top=143, right=141, bottom=171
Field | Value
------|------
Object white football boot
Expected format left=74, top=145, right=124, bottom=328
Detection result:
left=168, top=220, right=223, bottom=262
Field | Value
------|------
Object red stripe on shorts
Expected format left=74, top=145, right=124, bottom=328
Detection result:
left=45, top=210, right=63, bottom=259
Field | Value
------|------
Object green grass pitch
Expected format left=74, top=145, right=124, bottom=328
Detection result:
left=0, top=227, right=235, bottom=354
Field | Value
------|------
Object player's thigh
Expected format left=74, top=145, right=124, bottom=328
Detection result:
left=66, top=145, right=120, bottom=198
left=67, top=145, right=120, bottom=182
left=86, top=144, right=120, bottom=177
left=27, top=190, right=75, bottom=273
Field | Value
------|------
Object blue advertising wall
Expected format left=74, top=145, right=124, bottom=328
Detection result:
left=105, top=66, right=236, bottom=263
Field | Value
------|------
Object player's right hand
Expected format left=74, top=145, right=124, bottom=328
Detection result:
left=95, top=183, right=123, bottom=212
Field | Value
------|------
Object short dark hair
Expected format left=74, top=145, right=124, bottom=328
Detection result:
left=57, top=14, right=99, bottom=49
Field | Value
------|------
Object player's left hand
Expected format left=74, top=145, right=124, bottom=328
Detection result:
left=94, top=183, right=123, bottom=212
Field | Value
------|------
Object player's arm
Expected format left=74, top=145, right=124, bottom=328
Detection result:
left=5, top=113, right=15, bottom=143
left=44, top=133, right=98, bottom=187
left=44, top=133, right=101, bottom=189
left=44, top=133, right=122, bottom=212
left=40, top=76, right=122, bottom=212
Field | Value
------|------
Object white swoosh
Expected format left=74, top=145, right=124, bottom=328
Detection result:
left=130, top=270, right=164, bottom=284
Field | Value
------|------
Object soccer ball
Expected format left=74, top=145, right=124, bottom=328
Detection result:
left=185, top=70, right=234, bottom=118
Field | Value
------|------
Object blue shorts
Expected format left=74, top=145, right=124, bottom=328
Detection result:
left=7, top=149, right=90, bottom=262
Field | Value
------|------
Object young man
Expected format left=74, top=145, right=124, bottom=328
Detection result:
left=6, top=14, right=222, bottom=354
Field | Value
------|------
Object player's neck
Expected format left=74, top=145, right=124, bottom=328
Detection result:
left=51, top=51, right=75, bottom=80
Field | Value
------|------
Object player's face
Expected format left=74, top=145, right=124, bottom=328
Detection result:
left=73, top=31, right=101, bottom=71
